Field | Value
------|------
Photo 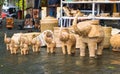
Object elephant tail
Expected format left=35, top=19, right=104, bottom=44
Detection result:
left=4, top=33, right=7, bottom=43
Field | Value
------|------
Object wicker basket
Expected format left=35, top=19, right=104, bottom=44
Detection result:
left=100, top=13, right=110, bottom=17
left=103, top=27, right=112, bottom=36
left=103, top=27, right=112, bottom=48
left=40, top=16, right=58, bottom=32
left=112, top=12, right=120, bottom=17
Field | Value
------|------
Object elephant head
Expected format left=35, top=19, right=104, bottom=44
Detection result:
left=59, top=28, right=70, bottom=42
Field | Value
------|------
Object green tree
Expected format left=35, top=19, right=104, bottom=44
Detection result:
left=16, top=0, right=26, bottom=10
left=0, top=0, right=4, bottom=6
left=0, top=0, right=4, bottom=16
left=41, top=0, right=47, bottom=7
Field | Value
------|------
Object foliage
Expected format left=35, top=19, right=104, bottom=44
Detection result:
left=16, top=0, right=26, bottom=10
left=0, top=0, right=4, bottom=6
left=41, top=0, right=47, bottom=6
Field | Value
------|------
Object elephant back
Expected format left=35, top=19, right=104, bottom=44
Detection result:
left=88, top=25, right=104, bottom=38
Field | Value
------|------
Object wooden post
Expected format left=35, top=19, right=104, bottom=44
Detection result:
left=0, top=5, right=1, bottom=15
left=113, top=3, right=117, bottom=12
left=0, top=0, right=5, bottom=16
left=22, top=0, right=24, bottom=19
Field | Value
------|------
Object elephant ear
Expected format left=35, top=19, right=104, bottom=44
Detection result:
left=88, top=25, right=103, bottom=37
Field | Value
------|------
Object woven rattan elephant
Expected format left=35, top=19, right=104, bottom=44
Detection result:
left=44, top=30, right=56, bottom=54
left=59, top=28, right=76, bottom=55
left=72, top=13, right=104, bottom=58
left=110, top=34, right=120, bottom=52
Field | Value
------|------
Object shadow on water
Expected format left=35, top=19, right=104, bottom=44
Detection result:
left=1, top=28, right=120, bottom=74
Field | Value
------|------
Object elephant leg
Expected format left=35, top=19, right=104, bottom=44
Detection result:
left=47, top=47, right=50, bottom=53
left=26, top=50, right=29, bottom=54
left=35, top=46, right=38, bottom=52
left=96, top=42, right=104, bottom=55
left=37, top=46, right=40, bottom=52
left=22, top=50, right=24, bottom=55
left=32, top=45, right=35, bottom=52
left=79, top=42, right=86, bottom=57
left=62, top=45, right=66, bottom=55
left=11, top=49, right=13, bottom=54
left=37, top=47, right=40, bottom=52
left=25, top=50, right=27, bottom=55
left=50, top=48, right=54, bottom=53
left=21, top=50, right=23, bottom=55
left=24, top=50, right=26, bottom=55
left=14, top=49, right=17, bottom=54
left=13, top=49, right=15, bottom=54
left=7, top=44, right=9, bottom=50
left=88, top=42, right=97, bottom=58
left=67, top=45, right=71, bottom=55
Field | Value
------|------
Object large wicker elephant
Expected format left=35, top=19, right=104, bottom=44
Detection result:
left=72, top=13, right=104, bottom=58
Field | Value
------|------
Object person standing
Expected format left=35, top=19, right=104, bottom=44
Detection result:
left=48, top=0, right=60, bottom=17
left=33, top=0, right=41, bottom=19
left=33, top=0, right=41, bottom=29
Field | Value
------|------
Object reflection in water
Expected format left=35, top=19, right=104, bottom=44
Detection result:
left=1, top=46, right=120, bottom=74
left=17, top=56, right=28, bottom=64
left=111, top=60, right=120, bottom=65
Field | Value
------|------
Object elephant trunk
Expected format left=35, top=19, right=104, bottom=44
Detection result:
left=72, top=11, right=80, bottom=26
left=72, top=17, right=77, bottom=26
left=72, top=11, right=84, bottom=36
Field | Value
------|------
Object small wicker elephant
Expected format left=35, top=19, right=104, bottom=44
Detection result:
left=59, top=28, right=76, bottom=55
left=9, top=39, right=19, bottom=54
left=21, top=43, right=29, bottom=55
left=44, top=30, right=56, bottom=54
left=110, top=34, right=120, bottom=52
left=31, top=38, right=41, bottom=53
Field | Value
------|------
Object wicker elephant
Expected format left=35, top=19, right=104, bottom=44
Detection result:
left=110, top=34, right=120, bottom=52
left=72, top=14, right=104, bottom=57
left=59, top=28, right=76, bottom=55
left=44, top=30, right=56, bottom=54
